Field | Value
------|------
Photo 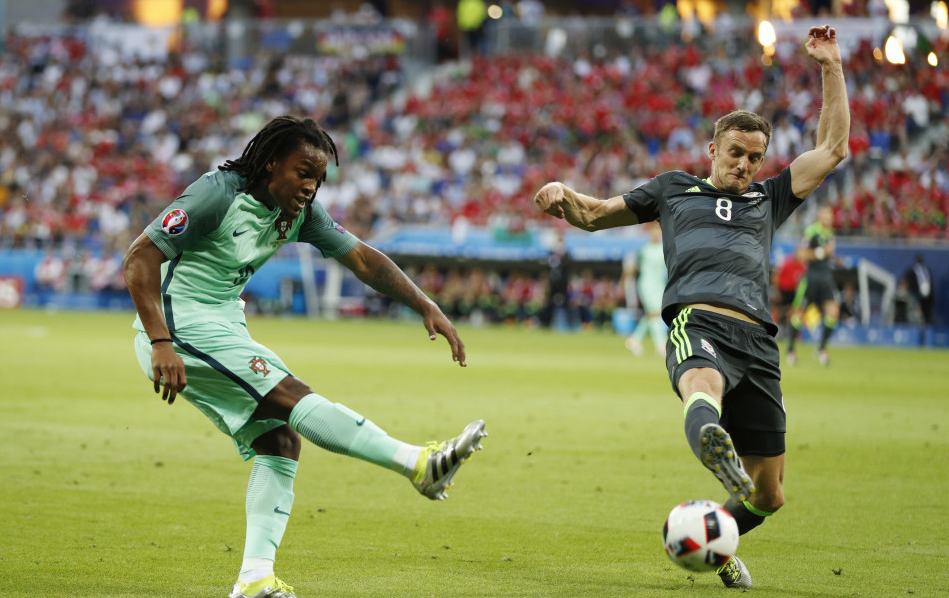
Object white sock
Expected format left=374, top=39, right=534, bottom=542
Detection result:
left=239, top=557, right=274, bottom=584
left=392, top=444, right=423, bottom=479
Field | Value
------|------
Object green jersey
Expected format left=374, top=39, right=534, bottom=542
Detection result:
left=135, top=170, right=359, bottom=331
left=637, top=241, right=667, bottom=289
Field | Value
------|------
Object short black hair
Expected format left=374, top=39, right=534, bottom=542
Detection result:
left=219, top=116, right=339, bottom=192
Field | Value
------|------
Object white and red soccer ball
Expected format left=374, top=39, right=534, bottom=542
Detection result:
left=662, top=500, right=739, bottom=572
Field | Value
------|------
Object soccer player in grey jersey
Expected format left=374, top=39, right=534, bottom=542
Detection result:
left=534, top=25, right=849, bottom=589
left=123, top=116, right=487, bottom=598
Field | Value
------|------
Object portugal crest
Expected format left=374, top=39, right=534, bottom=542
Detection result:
left=249, top=357, right=271, bottom=376
left=274, top=217, right=293, bottom=240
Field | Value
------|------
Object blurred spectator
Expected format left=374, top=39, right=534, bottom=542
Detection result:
left=457, top=0, right=487, bottom=58
left=572, top=267, right=597, bottom=329
left=34, top=247, right=66, bottom=291
left=518, top=0, right=545, bottom=25
left=1, top=18, right=947, bottom=266
left=839, top=282, right=861, bottom=324
left=591, top=274, right=621, bottom=330
left=427, top=1, right=457, bottom=62
left=772, top=245, right=807, bottom=335
left=893, top=277, right=921, bottom=325
left=771, top=114, right=804, bottom=162
left=65, top=248, right=92, bottom=292
left=903, top=254, right=935, bottom=325
left=540, top=233, right=572, bottom=328
left=87, top=247, right=125, bottom=292
left=501, top=269, right=542, bottom=325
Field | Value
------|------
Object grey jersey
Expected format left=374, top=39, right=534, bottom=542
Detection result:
left=623, top=168, right=803, bottom=336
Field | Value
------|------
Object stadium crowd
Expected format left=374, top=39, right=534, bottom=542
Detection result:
left=0, top=15, right=946, bottom=319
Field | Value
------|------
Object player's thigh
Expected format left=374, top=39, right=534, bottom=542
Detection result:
left=666, top=308, right=730, bottom=400
left=807, top=278, right=836, bottom=307
left=720, top=336, right=785, bottom=460
left=822, top=298, right=840, bottom=319
left=791, top=278, right=809, bottom=310
left=136, top=323, right=292, bottom=432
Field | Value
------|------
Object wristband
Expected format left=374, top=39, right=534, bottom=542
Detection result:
left=150, top=338, right=173, bottom=345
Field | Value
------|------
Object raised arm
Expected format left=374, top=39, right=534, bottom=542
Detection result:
left=789, top=25, right=851, bottom=199
left=533, top=182, right=639, bottom=231
left=123, top=233, right=187, bottom=403
left=336, top=241, right=466, bottom=367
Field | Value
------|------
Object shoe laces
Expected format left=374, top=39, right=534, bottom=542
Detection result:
left=717, top=558, right=739, bottom=581
left=272, top=577, right=295, bottom=596
left=412, top=441, right=443, bottom=484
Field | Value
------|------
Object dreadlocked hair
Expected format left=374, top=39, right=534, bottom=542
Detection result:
left=219, top=115, right=339, bottom=192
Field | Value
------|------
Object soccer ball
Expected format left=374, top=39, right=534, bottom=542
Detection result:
left=662, top=500, right=739, bottom=572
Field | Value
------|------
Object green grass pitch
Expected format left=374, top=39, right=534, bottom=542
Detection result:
left=2, top=309, right=947, bottom=597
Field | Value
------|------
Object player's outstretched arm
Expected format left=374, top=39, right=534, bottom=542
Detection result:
left=123, top=233, right=187, bottom=403
left=789, top=25, right=850, bottom=199
left=533, top=182, right=639, bottom=231
left=336, top=242, right=466, bottom=367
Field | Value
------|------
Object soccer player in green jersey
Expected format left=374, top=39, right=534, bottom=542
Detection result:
left=123, top=116, right=488, bottom=598
left=533, top=26, right=849, bottom=589
left=786, top=204, right=840, bottom=366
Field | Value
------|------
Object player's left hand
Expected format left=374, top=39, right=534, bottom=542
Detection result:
left=422, top=305, right=466, bottom=367
left=804, top=24, right=842, bottom=66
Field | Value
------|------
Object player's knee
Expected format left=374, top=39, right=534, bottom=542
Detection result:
left=677, top=368, right=723, bottom=401
left=253, top=425, right=302, bottom=459
left=274, top=427, right=302, bottom=458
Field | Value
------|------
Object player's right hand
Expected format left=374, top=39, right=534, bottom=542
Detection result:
left=534, top=182, right=566, bottom=220
left=151, top=344, right=187, bottom=404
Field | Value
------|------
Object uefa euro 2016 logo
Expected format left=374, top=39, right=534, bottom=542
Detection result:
left=161, top=209, right=189, bottom=235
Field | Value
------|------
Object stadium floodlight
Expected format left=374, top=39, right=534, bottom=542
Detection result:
left=935, top=1, right=948, bottom=29
left=757, top=21, right=776, bottom=48
left=884, top=35, right=906, bottom=64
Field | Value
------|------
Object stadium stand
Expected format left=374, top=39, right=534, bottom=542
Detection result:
left=0, top=7, right=946, bottom=333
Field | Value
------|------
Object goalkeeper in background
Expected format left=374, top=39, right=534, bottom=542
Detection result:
left=786, top=204, right=840, bottom=366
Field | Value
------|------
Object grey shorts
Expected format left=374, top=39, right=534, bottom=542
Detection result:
left=665, top=307, right=786, bottom=457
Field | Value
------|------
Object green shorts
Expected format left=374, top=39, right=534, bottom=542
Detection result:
left=133, top=321, right=292, bottom=460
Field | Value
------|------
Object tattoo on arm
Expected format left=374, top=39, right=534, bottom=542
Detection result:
left=364, top=258, right=429, bottom=313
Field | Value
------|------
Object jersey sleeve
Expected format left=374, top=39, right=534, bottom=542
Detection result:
left=144, top=173, right=233, bottom=259
left=298, top=200, right=360, bottom=258
left=622, top=174, right=667, bottom=223
left=764, top=168, right=805, bottom=227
